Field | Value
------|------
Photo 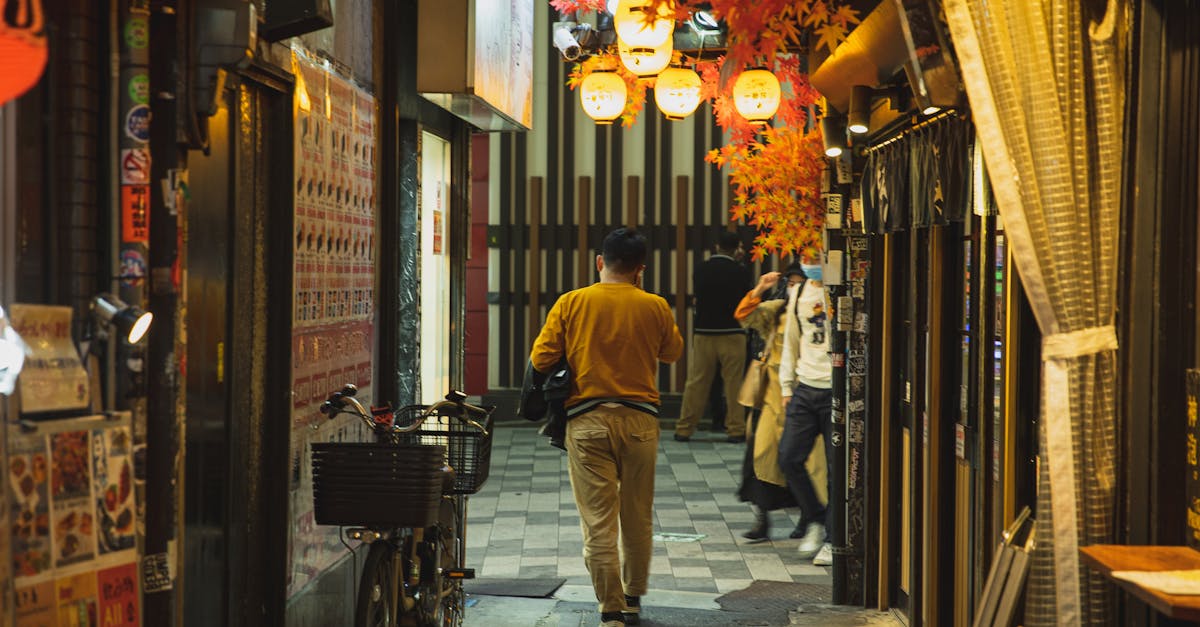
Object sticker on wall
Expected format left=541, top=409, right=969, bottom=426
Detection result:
left=14, top=580, right=54, bottom=624
left=127, top=74, right=149, bottom=105
left=119, top=250, right=146, bottom=287
left=123, top=18, right=148, bottom=49
left=121, top=186, right=150, bottom=243
left=55, top=571, right=98, bottom=624
left=120, top=149, right=150, bottom=185
left=433, top=209, right=444, bottom=255
left=129, top=0, right=150, bottom=14
left=124, top=105, right=151, bottom=143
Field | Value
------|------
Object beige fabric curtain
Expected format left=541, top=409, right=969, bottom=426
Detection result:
left=943, top=1, right=1126, bottom=625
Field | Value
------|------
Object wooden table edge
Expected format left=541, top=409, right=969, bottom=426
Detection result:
left=1080, top=545, right=1200, bottom=621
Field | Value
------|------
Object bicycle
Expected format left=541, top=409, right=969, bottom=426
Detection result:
left=312, top=384, right=494, bottom=627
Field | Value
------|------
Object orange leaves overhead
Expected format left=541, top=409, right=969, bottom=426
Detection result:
left=554, top=0, right=859, bottom=259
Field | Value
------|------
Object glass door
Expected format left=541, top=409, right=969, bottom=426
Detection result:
left=420, top=131, right=452, bottom=404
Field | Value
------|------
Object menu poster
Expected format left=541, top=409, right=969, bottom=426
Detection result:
left=91, top=428, right=134, bottom=554
left=56, top=571, right=98, bottom=626
left=97, top=563, right=138, bottom=626
left=51, top=431, right=96, bottom=568
left=7, top=304, right=90, bottom=415
left=14, top=580, right=55, bottom=627
left=10, top=432, right=51, bottom=580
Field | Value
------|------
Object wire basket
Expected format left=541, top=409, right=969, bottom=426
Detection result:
left=311, top=441, right=446, bottom=528
left=392, top=405, right=493, bottom=495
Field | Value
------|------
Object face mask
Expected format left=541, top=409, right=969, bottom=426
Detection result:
left=801, top=263, right=823, bottom=282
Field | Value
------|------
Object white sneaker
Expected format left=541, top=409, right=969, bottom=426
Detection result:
left=812, top=542, right=833, bottom=566
left=797, top=522, right=826, bottom=558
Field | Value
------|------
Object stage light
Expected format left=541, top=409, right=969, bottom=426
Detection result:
left=821, top=115, right=848, bottom=158
left=91, top=294, right=153, bottom=344
left=848, top=85, right=873, bottom=134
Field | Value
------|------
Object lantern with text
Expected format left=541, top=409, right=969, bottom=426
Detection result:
left=613, top=0, right=674, bottom=48
left=733, top=69, right=781, bottom=125
left=617, top=39, right=672, bottom=78
left=580, top=70, right=627, bottom=125
left=0, top=0, right=46, bottom=106
left=654, top=66, right=701, bottom=120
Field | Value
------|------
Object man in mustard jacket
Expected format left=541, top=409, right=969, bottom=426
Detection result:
left=530, top=227, right=684, bottom=627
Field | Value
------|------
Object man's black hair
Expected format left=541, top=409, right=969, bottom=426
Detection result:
left=602, top=227, right=647, bottom=274
left=783, top=262, right=807, bottom=279
left=717, top=230, right=742, bottom=254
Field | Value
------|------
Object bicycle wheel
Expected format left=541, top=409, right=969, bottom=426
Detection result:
left=356, top=541, right=397, bottom=627
left=413, top=498, right=461, bottom=627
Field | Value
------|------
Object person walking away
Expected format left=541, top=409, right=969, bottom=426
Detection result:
left=733, top=266, right=828, bottom=543
left=674, top=230, right=754, bottom=443
left=529, top=227, right=684, bottom=627
left=778, top=259, right=835, bottom=565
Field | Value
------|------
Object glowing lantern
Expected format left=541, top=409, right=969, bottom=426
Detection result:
left=654, top=66, right=701, bottom=120
left=579, top=71, right=627, bottom=125
left=613, top=0, right=674, bottom=49
left=0, top=0, right=47, bottom=106
left=733, top=69, right=781, bottom=124
left=617, top=39, right=672, bottom=78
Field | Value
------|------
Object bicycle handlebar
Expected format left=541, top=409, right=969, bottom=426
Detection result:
left=319, top=384, right=492, bottom=436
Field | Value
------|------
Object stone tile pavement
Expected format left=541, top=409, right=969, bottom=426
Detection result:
left=462, top=421, right=904, bottom=626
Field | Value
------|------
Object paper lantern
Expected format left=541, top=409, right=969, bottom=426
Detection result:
left=579, top=71, right=627, bottom=125
left=617, top=39, right=671, bottom=78
left=733, top=69, right=781, bottom=125
left=613, top=0, right=674, bottom=49
left=654, top=66, right=701, bottom=120
left=0, top=0, right=47, bottom=106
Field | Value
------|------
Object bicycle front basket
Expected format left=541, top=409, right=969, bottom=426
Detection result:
left=393, top=407, right=493, bottom=495
left=311, top=441, right=446, bottom=528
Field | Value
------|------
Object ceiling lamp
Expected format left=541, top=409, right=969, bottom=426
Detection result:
left=848, top=85, right=873, bottom=134
left=732, top=69, right=781, bottom=125
left=654, top=66, right=701, bottom=120
left=613, top=0, right=674, bottom=49
left=579, top=70, right=627, bottom=125
left=820, top=115, right=848, bottom=158
left=0, top=0, right=47, bottom=107
left=617, top=39, right=672, bottom=78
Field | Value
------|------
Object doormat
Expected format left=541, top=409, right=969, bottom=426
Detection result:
left=716, top=580, right=832, bottom=616
left=464, top=577, right=566, bottom=598
left=652, top=532, right=706, bottom=542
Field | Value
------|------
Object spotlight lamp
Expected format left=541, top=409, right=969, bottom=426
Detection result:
left=848, top=85, right=873, bottom=134
left=654, top=66, right=702, bottom=120
left=580, top=70, right=628, bottom=124
left=613, top=0, right=675, bottom=49
left=732, top=68, right=781, bottom=124
left=91, top=294, right=153, bottom=344
left=820, top=114, right=848, bottom=158
left=617, top=39, right=672, bottom=77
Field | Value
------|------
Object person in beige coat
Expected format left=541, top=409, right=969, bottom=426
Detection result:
left=734, top=267, right=827, bottom=543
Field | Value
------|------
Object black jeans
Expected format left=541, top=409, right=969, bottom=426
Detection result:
left=778, top=382, right=833, bottom=530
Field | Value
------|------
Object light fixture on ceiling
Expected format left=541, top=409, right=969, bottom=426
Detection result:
left=820, top=114, right=848, bottom=158
left=91, top=294, right=153, bottom=344
left=617, top=39, right=672, bottom=77
left=654, top=66, right=702, bottom=120
left=848, top=85, right=872, bottom=134
left=580, top=70, right=627, bottom=125
left=732, top=68, right=781, bottom=125
left=613, top=0, right=675, bottom=49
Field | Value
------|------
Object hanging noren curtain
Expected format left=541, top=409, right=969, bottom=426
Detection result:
left=944, top=1, right=1126, bottom=626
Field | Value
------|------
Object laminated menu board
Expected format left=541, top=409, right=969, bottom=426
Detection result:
left=6, top=304, right=90, bottom=416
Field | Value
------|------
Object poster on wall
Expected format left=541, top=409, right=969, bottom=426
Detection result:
left=97, top=562, right=139, bottom=626
left=55, top=571, right=98, bottom=626
left=91, top=428, right=134, bottom=554
left=288, top=50, right=378, bottom=598
left=51, top=431, right=96, bottom=569
left=10, top=432, right=51, bottom=581
left=14, top=580, right=55, bottom=626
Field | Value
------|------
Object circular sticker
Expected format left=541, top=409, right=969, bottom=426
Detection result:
left=124, top=18, right=148, bottom=49
left=119, top=250, right=146, bottom=287
left=128, top=74, right=149, bottom=105
left=125, top=105, right=151, bottom=142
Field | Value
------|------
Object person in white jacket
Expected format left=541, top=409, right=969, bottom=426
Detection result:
left=777, top=260, right=834, bottom=566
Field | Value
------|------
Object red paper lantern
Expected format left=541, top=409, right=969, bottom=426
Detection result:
left=0, top=0, right=47, bottom=106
